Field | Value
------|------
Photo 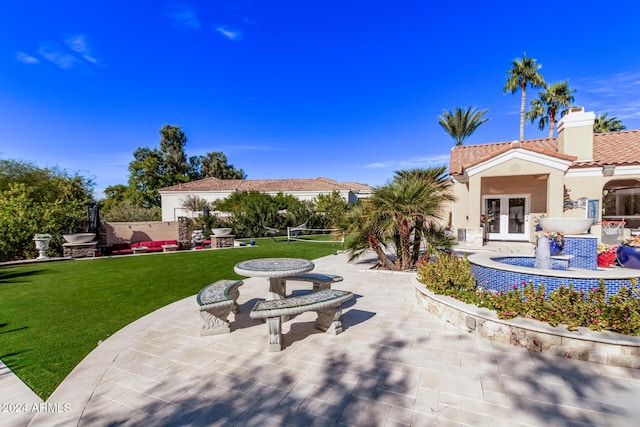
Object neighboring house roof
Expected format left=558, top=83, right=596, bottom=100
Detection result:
left=449, top=129, right=640, bottom=175
left=159, top=177, right=375, bottom=193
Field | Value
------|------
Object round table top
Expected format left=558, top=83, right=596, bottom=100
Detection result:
left=234, top=258, right=314, bottom=278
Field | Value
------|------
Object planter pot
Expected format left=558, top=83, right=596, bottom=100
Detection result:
left=616, top=245, right=640, bottom=269
left=549, top=239, right=564, bottom=256
left=33, top=237, right=51, bottom=260
left=597, top=252, right=616, bottom=268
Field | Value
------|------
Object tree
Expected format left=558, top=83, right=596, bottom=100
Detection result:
left=504, top=53, right=546, bottom=141
left=594, top=112, right=627, bottom=133
left=0, top=160, right=94, bottom=261
left=108, top=124, right=246, bottom=211
left=340, top=167, right=455, bottom=271
left=438, top=106, right=489, bottom=146
left=199, top=152, right=246, bottom=179
left=526, top=81, right=576, bottom=138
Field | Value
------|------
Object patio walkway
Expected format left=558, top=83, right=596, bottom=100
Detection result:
left=5, top=252, right=640, bottom=426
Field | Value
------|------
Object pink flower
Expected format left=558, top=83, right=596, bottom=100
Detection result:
left=513, top=285, right=518, bottom=290
left=595, top=308, right=601, bottom=314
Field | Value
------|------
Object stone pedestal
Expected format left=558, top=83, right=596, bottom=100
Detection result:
left=211, top=235, right=235, bottom=248
left=63, top=242, right=98, bottom=258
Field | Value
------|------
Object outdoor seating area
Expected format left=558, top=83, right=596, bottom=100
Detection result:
left=14, top=252, right=640, bottom=427
left=197, top=279, right=244, bottom=335
left=106, top=239, right=179, bottom=255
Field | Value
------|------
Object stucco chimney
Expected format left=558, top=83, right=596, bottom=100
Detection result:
left=557, top=107, right=595, bottom=161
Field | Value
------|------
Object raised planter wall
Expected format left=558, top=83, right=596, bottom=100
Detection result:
left=413, top=276, right=640, bottom=368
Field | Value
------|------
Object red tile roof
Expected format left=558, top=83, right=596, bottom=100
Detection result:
left=159, top=177, right=374, bottom=192
left=450, top=129, right=640, bottom=175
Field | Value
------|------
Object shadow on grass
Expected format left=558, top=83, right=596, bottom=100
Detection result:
left=0, top=268, right=44, bottom=284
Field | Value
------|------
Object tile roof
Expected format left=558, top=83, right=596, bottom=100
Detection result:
left=449, top=129, right=640, bottom=175
left=159, top=177, right=375, bottom=192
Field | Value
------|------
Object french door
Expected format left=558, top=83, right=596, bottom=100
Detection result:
left=482, top=195, right=530, bottom=241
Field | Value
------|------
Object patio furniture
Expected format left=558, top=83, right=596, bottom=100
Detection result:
left=196, top=280, right=244, bottom=335
left=234, top=258, right=315, bottom=301
left=279, top=273, right=343, bottom=293
left=249, top=288, right=353, bottom=351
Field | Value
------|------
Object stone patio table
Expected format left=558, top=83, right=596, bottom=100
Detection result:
left=234, top=258, right=314, bottom=301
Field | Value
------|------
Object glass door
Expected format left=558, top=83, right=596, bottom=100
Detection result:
left=483, top=195, right=530, bottom=241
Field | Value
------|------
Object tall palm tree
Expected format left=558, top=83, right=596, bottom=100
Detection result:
left=526, top=81, right=576, bottom=138
left=438, top=106, right=489, bottom=146
left=594, top=112, right=627, bottom=133
left=504, top=53, right=545, bottom=141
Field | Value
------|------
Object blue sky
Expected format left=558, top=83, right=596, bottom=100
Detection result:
left=2, top=1, right=640, bottom=197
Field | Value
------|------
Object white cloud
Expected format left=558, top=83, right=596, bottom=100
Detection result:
left=215, top=26, right=243, bottom=41
left=65, top=35, right=97, bottom=64
left=16, top=52, right=39, bottom=64
left=38, top=42, right=83, bottom=70
left=165, top=4, right=201, bottom=31
left=576, top=71, right=640, bottom=120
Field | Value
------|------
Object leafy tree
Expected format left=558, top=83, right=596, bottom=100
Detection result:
left=315, top=190, right=350, bottom=228
left=526, top=81, right=576, bottom=138
left=199, top=152, right=246, bottom=179
left=0, top=160, right=94, bottom=261
left=438, top=106, right=489, bottom=146
left=100, top=201, right=161, bottom=222
left=504, top=53, right=546, bottom=141
left=594, top=112, right=627, bottom=133
left=108, top=124, right=245, bottom=210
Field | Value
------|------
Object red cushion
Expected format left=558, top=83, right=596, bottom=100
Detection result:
left=164, top=240, right=178, bottom=245
left=139, top=241, right=153, bottom=247
left=150, top=241, right=163, bottom=247
left=129, top=242, right=140, bottom=248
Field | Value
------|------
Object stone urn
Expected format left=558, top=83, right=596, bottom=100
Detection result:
left=33, top=234, right=52, bottom=260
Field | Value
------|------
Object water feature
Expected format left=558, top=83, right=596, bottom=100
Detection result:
left=469, top=218, right=640, bottom=298
left=534, top=235, right=551, bottom=269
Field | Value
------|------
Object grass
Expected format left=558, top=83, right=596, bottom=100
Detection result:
left=0, top=238, right=342, bottom=399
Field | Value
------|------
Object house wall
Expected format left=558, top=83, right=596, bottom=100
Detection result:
left=452, top=158, right=566, bottom=235
left=480, top=175, right=548, bottom=213
left=159, top=189, right=358, bottom=221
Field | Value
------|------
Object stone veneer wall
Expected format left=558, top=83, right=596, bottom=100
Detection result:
left=413, top=278, right=640, bottom=368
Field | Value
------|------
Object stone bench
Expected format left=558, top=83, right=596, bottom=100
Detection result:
left=196, top=280, right=243, bottom=335
left=279, top=273, right=343, bottom=293
left=249, top=289, right=353, bottom=352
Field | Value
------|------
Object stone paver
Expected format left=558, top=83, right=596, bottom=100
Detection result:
left=1, top=252, right=639, bottom=426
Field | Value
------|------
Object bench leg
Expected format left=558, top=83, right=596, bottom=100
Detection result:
left=315, top=306, right=343, bottom=335
left=312, top=281, right=331, bottom=292
left=266, top=316, right=283, bottom=352
left=199, top=305, right=232, bottom=335
left=228, top=284, right=241, bottom=314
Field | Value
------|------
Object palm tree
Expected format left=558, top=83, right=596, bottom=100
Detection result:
left=594, top=112, right=627, bottom=133
left=438, top=106, right=489, bottom=146
left=526, top=81, right=576, bottom=138
left=340, top=167, right=455, bottom=271
left=504, top=53, right=546, bottom=141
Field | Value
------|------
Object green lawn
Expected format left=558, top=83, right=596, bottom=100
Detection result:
left=0, top=238, right=342, bottom=399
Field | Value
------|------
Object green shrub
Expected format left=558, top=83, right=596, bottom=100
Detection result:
left=416, top=255, right=640, bottom=335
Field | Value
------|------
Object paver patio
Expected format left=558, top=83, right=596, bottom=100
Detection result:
left=3, top=252, right=640, bottom=426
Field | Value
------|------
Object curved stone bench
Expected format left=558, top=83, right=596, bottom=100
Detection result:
left=279, top=273, right=343, bottom=293
left=250, top=289, right=353, bottom=352
left=197, top=280, right=243, bottom=335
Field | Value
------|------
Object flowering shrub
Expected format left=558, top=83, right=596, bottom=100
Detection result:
left=598, top=242, right=617, bottom=254
left=619, top=235, right=640, bottom=247
left=417, top=255, right=640, bottom=335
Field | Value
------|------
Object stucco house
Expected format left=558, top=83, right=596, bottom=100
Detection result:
left=449, top=107, right=640, bottom=246
left=159, top=177, right=374, bottom=221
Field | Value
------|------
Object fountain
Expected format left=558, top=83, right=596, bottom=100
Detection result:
left=469, top=218, right=640, bottom=298
left=534, top=236, right=551, bottom=269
